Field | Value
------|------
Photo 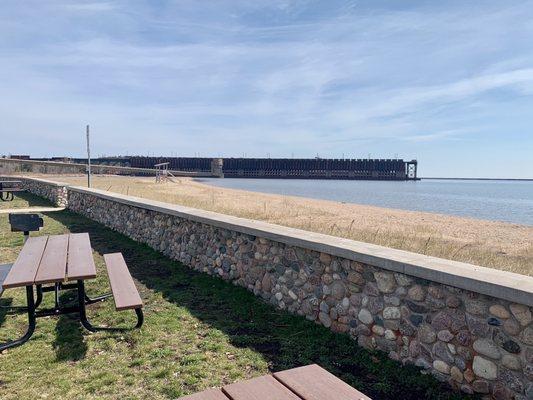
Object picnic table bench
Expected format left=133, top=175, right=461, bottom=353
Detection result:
left=179, top=364, right=371, bottom=400
left=0, top=180, right=24, bottom=201
left=0, top=233, right=143, bottom=351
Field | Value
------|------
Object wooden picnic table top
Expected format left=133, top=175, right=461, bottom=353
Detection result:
left=2, top=233, right=97, bottom=289
left=179, top=364, right=371, bottom=400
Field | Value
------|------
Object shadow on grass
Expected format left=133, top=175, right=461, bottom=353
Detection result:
left=0, top=298, right=13, bottom=328
left=46, top=210, right=477, bottom=400
left=11, top=192, right=55, bottom=208
left=0, top=263, right=14, bottom=328
left=52, top=291, right=88, bottom=361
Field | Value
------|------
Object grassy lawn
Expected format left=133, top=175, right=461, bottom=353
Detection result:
left=0, top=193, right=478, bottom=399
left=0, top=191, right=52, bottom=210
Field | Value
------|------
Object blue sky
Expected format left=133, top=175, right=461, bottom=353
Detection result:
left=1, top=0, right=532, bottom=178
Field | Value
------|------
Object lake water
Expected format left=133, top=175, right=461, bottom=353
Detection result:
left=197, top=178, right=533, bottom=225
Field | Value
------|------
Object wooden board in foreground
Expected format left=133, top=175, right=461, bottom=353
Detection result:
left=223, top=375, right=301, bottom=400
left=274, top=364, right=372, bottom=400
left=178, top=388, right=229, bottom=400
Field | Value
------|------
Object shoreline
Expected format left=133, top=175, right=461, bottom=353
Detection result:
left=29, top=174, right=533, bottom=276
left=195, top=176, right=532, bottom=226
left=194, top=177, right=529, bottom=226
left=422, top=177, right=533, bottom=181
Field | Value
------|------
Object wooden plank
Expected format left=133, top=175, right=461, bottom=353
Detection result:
left=104, top=253, right=143, bottom=310
left=178, top=388, right=230, bottom=400
left=67, top=233, right=97, bottom=281
left=274, top=364, right=372, bottom=400
left=222, top=375, right=301, bottom=400
left=34, top=234, right=69, bottom=284
left=2, top=236, right=47, bottom=289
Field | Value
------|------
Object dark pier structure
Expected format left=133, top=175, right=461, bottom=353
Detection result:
left=129, top=157, right=419, bottom=180
left=25, top=156, right=418, bottom=180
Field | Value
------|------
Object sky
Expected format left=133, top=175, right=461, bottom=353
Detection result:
left=1, top=0, right=532, bottom=178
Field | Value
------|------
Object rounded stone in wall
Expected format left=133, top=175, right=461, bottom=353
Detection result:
left=358, top=308, right=373, bottom=325
left=472, top=356, right=498, bottom=380
left=374, top=272, right=396, bottom=293
left=509, top=303, right=532, bottom=326
left=407, top=285, right=426, bottom=301
left=501, top=354, right=521, bottom=371
left=521, top=326, right=533, bottom=346
left=473, top=339, right=501, bottom=360
left=432, top=360, right=450, bottom=375
left=489, top=304, right=510, bottom=319
left=418, top=324, right=436, bottom=344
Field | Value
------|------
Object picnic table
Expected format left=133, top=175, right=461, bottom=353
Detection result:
left=179, top=364, right=372, bottom=400
left=0, top=233, right=143, bottom=352
left=0, top=180, right=24, bottom=201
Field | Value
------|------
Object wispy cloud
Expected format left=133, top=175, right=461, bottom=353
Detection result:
left=62, top=2, right=116, bottom=12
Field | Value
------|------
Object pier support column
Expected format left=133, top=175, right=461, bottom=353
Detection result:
left=211, top=158, right=224, bottom=178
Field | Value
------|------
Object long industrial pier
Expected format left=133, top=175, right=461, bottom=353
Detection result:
left=19, top=156, right=418, bottom=181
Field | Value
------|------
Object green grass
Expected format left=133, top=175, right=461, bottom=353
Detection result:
left=0, top=193, right=478, bottom=399
left=0, top=191, right=53, bottom=209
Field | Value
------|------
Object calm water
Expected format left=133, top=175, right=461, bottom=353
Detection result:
left=197, top=178, right=533, bottom=225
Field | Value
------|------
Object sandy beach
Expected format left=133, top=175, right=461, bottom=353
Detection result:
left=39, top=174, right=532, bottom=276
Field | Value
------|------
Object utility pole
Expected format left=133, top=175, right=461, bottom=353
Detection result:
left=86, top=125, right=91, bottom=188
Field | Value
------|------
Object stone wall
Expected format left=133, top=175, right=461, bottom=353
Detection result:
left=0, top=176, right=68, bottom=207
left=62, top=186, right=533, bottom=400
left=0, top=158, right=219, bottom=177
left=0, top=158, right=86, bottom=175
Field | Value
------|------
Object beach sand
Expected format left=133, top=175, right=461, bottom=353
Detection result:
left=38, top=174, right=532, bottom=276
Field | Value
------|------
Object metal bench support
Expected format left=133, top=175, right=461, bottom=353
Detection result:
left=77, top=280, right=143, bottom=332
left=0, top=286, right=36, bottom=352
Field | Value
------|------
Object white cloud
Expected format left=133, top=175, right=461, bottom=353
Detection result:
left=62, top=2, right=116, bottom=12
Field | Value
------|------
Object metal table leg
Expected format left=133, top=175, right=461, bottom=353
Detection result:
left=77, top=280, right=143, bottom=332
left=0, top=192, right=14, bottom=201
left=0, top=286, right=36, bottom=352
left=0, top=285, right=42, bottom=313
left=35, top=285, right=43, bottom=308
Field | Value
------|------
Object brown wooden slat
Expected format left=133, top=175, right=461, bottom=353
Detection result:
left=222, top=375, right=301, bottom=400
left=67, top=233, right=97, bottom=281
left=2, top=236, right=48, bottom=289
left=104, top=253, right=143, bottom=310
left=274, top=364, right=372, bottom=400
left=34, top=234, right=69, bottom=284
left=178, top=388, right=230, bottom=400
